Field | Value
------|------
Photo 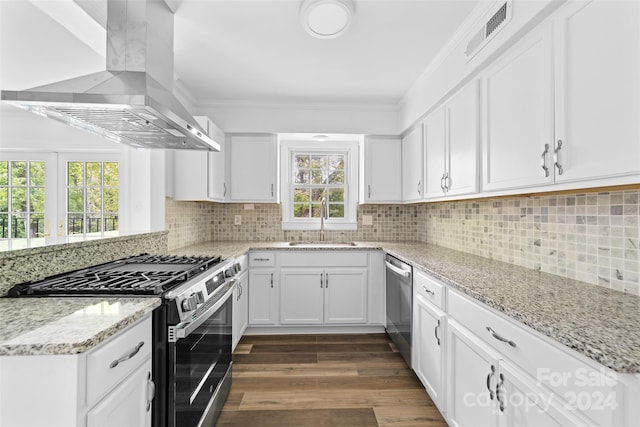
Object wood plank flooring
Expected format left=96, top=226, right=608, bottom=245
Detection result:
left=218, top=334, right=448, bottom=426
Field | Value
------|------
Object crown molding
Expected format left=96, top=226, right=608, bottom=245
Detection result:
left=196, top=98, right=400, bottom=113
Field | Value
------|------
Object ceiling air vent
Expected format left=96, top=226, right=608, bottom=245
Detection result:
left=465, top=0, right=513, bottom=61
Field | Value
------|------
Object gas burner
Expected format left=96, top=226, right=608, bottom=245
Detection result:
left=8, top=253, right=222, bottom=297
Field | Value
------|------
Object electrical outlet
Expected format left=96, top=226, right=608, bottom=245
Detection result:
left=234, top=215, right=242, bottom=225
left=244, top=204, right=254, bottom=210
left=363, top=215, right=373, bottom=226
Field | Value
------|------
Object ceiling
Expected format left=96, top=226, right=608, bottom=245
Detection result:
left=0, top=0, right=481, bottom=110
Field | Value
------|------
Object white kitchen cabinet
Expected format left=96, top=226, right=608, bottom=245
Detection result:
left=424, top=81, right=479, bottom=199
left=413, top=290, right=446, bottom=411
left=173, top=116, right=227, bottom=202
left=87, top=363, right=152, bottom=427
left=232, top=270, right=249, bottom=350
left=279, top=267, right=368, bottom=325
left=0, top=316, right=153, bottom=427
left=229, top=134, right=278, bottom=202
left=248, top=269, right=278, bottom=325
left=362, top=136, right=402, bottom=203
left=482, top=24, right=554, bottom=192
left=401, top=123, right=424, bottom=202
left=552, top=0, right=640, bottom=183
left=446, top=320, right=583, bottom=427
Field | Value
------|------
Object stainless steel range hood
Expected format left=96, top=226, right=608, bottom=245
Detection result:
left=1, top=0, right=219, bottom=151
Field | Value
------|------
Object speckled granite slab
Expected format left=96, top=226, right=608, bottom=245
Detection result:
left=0, top=297, right=160, bottom=356
left=172, top=240, right=640, bottom=373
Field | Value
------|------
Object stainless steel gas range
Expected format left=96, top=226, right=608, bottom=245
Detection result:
left=9, top=253, right=241, bottom=427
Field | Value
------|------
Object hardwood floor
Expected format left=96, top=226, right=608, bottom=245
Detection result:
left=218, top=334, right=448, bottom=426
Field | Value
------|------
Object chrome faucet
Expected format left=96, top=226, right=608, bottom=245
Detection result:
left=320, top=197, right=327, bottom=241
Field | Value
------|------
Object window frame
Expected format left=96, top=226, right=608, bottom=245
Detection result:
left=280, top=139, right=359, bottom=231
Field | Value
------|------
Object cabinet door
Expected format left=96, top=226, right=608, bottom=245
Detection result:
left=424, top=107, right=447, bottom=199
left=402, top=123, right=424, bottom=202
left=324, top=268, right=368, bottom=324
left=497, top=361, right=586, bottom=427
left=229, top=134, right=277, bottom=202
left=248, top=269, right=278, bottom=325
left=363, top=136, right=402, bottom=203
left=172, top=150, right=210, bottom=201
left=280, top=269, right=324, bottom=324
left=87, top=360, right=152, bottom=427
left=447, top=320, right=500, bottom=427
left=446, top=81, right=479, bottom=197
left=413, top=295, right=446, bottom=411
left=553, top=0, right=640, bottom=183
left=207, top=147, right=227, bottom=200
left=232, top=272, right=249, bottom=350
left=483, top=25, right=554, bottom=192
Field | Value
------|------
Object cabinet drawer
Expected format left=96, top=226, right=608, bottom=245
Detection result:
left=414, top=270, right=444, bottom=309
left=86, top=316, right=152, bottom=406
left=279, top=251, right=368, bottom=267
left=448, top=290, right=621, bottom=426
left=249, top=252, right=275, bottom=267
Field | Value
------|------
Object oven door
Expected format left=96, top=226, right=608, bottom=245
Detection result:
left=168, top=287, right=233, bottom=427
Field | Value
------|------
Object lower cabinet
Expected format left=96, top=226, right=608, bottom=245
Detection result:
left=87, top=363, right=153, bottom=427
left=248, top=269, right=278, bottom=325
left=232, top=270, right=249, bottom=350
left=280, top=268, right=368, bottom=325
left=413, top=292, right=446, bottom=411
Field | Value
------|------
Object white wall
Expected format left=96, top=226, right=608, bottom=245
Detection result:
left=197, top=102, right=399, bottom=135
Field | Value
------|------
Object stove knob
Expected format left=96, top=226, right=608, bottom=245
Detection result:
left=233, top=263, right=242, bottom=273
left=181, top=295, right=198, bottom=312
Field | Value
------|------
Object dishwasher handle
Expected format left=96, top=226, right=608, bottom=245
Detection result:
left=385, top=260, right=411, bottom=278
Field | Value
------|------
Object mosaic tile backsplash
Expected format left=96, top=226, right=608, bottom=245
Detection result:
left=166, top=188, right=640, bottom=296
left=418, top=189, right=640, bottom=295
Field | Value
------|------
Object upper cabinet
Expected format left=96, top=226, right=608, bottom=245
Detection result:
left=552, top=0, right=640, bottom=183
left=402, top=123, right=424, bottom=202
left=173, top=116, right=227, bottom=202
left=229, top=134, right=278, bottom=202
left=482, top=25, right=554, bottom=192
left=362, top=136, right=402, bottom=203
left=424, top=81, right=479, bottom=199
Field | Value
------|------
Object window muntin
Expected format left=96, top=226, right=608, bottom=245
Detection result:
left=0, top=161, right=46, bottom=247
left=291, top=153, right=346, bottom=219
left=66, top=161, right=119, bottom=235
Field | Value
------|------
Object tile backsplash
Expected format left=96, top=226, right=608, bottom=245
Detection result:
left=165, top=188, right=640, bottom=295
left=418, top=189, right=640, bottom=295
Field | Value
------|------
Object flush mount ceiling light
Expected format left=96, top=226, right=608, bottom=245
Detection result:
left=300, top=0, right=356, bottom=39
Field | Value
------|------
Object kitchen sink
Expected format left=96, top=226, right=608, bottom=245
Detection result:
left=288, top=241, right=358, bottom=247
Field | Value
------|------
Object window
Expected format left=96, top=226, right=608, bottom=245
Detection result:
left=281, top=137, right=359, bottom=230
left=292, top=153, right=346, bottom=219
left=0, top=161, right=46, bottom=245
left=66, top=161, right=119, bottom=236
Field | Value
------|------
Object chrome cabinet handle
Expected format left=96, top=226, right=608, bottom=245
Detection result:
left=443, top=172, right=449, bottom=192
left=417, top=180, right=422, bottom=196
left=554, top=140, right=564, bottom=175
left=320, top=273, right=323, bottom=288
left=146, top=372, right=155, bottom=412
left=271, top=183, right=274, bottom=197
left=422, top=286, right=434, bottom=296
left=368, top=185, right=371, bottom=199
left=486, top=365, right=496, bottom=400
left=541, top=143, right=550, bottom=177
left=486, top=326, right=517, bottom=347
left=270, top=273, right=274, bottom=288
left=496, top=373, right=505, bottom=412
left=223, top=182, right=227, bottom=197
left=440, top=173, right=445, bottom=192
left=325, top=273, right=328, bottom=288
left=253, top=258, right=270, bottom=262
left=434, top=319, right=441, bottom=346
left=110, top=341, right=144, bottom=368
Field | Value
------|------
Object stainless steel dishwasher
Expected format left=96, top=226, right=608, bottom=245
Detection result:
left=385, top=254, right=413, bottom=366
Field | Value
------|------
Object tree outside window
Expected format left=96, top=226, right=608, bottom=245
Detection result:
left=67, top=161, right=119, bottom=235
left=0, top=161, right=46, bottom=242
left=292, top=153, right=346, bottom=219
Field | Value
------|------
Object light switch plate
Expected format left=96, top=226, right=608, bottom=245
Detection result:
left=234, top=215, right=242, bottom=225
left=363, top=215, right=373, bottom=226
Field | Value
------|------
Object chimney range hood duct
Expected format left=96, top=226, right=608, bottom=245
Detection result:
left=1, top=0, right=219, bottom=151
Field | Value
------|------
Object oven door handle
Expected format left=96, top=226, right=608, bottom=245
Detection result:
left=172, top=283, right=235, bottom=341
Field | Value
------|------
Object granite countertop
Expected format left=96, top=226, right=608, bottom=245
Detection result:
left=0, top=297, right=160, bottom=356
left=172, top=240, right=640, bottom=373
